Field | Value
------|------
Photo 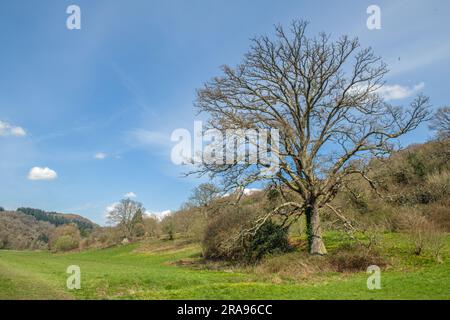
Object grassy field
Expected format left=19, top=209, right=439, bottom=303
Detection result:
left=0, top=233, right=449, bottom=300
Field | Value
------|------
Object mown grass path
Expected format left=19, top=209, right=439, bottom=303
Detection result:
left=0, top=237, right=449, bottom=300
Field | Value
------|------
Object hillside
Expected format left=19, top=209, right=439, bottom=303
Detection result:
left=16, top=208, right=97, bottom=233
left=0, top=209, right=97, bottom=250
left=0, top=211, right=54, bottom=250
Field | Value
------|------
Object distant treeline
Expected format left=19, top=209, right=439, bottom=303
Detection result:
left=16, top=207, right=96, bottom=233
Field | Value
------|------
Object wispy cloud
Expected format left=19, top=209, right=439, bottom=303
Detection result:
left=0, top=120, right=27, bottom=137
left=28, top=167, right=58, bottom=181
left=126, top=129, right=172, bottom=148
left=388, top=43, right=450, bottom=77
left=377, top=82, right=425, bottom=101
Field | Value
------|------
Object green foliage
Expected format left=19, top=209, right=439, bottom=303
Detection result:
left=246, top=221, right=291, bottom=262
left=406, top=152, right=427, bottom=178
left=0, top=207, right=5, bottom=212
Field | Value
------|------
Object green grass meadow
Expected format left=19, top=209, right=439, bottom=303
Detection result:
left=0, top=233, right=449, bottom=300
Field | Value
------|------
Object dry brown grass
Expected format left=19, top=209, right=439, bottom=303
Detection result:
left=251, top=243, right=387, bottom=281
left=328, top=244, right=387, bottom=272
left=253, top=252, right=332, bottom=280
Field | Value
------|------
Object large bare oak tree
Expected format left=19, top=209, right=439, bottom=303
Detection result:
left=193, top=21, right=430, bottom=255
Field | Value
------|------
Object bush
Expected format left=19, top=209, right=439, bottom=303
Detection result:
left=202, top=206, right=258, bottom=260
left=246, top=221, right=291, bottom=262
left=203, top=203, right=291, bottom=263
left=52, top=235, right=79, bottom=252
left=426, top=201, right=450, bottom=232
left=425, top=171, right=450, bottom=202
left=50, top=224, right=81, bottom=252
left=393, top=209, right=446, bottom=259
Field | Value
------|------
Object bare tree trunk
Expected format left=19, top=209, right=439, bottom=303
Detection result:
left=305, top=203, right=327, bottom=255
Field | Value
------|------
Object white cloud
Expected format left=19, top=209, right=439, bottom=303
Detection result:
left=105, top=203, right=119, bottom=213
left=377, top=82, right=425, bottom=101
left=28, top=167, right=58, bottom=181
left=94, top=152, right=107, bottom=160
left=243, top=188, right=261, bottom=195
left=104, top=202, right=119, bottom=220
left=124, top=192, right=137, bottom=198
left=145, top=209, right=171, bottom=218
left=222, top=188, right=261, bottom=198
left=0, top=121, right=27, bottom=137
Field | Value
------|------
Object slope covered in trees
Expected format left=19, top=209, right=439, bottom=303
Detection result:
left=0, top=209, right=97, bottom=250
left=16, top=207, right=97, bottom=233
left=0, top=211, right=54, bottom=250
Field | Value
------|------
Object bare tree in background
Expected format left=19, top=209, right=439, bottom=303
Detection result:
left=188, top=183, right=221, bottom=218
left=429, top=106, right=450, bottom=139
left=107, top=199, right=145, bottom=240
left=193, top=21, right=430, bottom=255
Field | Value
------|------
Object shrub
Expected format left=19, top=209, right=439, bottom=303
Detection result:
left=49, top=224, right=81, bottom=252
left=52, top=235, right=79, bottom=252
left=426, top=201, right=450, bottom=232
left=202, top=206, right=258, bottom=260
left=425, top=171, right=450, bottom=202
left=393, top=209, right=446, bottom=258
left=245, top=221, right=291, bottom=262
left=406, top=152, right=427, bottom=178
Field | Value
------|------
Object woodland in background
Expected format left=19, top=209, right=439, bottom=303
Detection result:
left=1, top=137, right=449, bottom=267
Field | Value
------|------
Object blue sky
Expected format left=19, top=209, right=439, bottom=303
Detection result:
left=0, top=0, right=449, bottom=224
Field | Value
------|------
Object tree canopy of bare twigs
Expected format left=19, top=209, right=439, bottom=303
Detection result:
left=429, top=106, right=450, bottom=139
left=187, top=183, right=221, bottom=218
left=106, top=198, right=145, bottom=240
left=193, top=20, right=430, bottom=255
